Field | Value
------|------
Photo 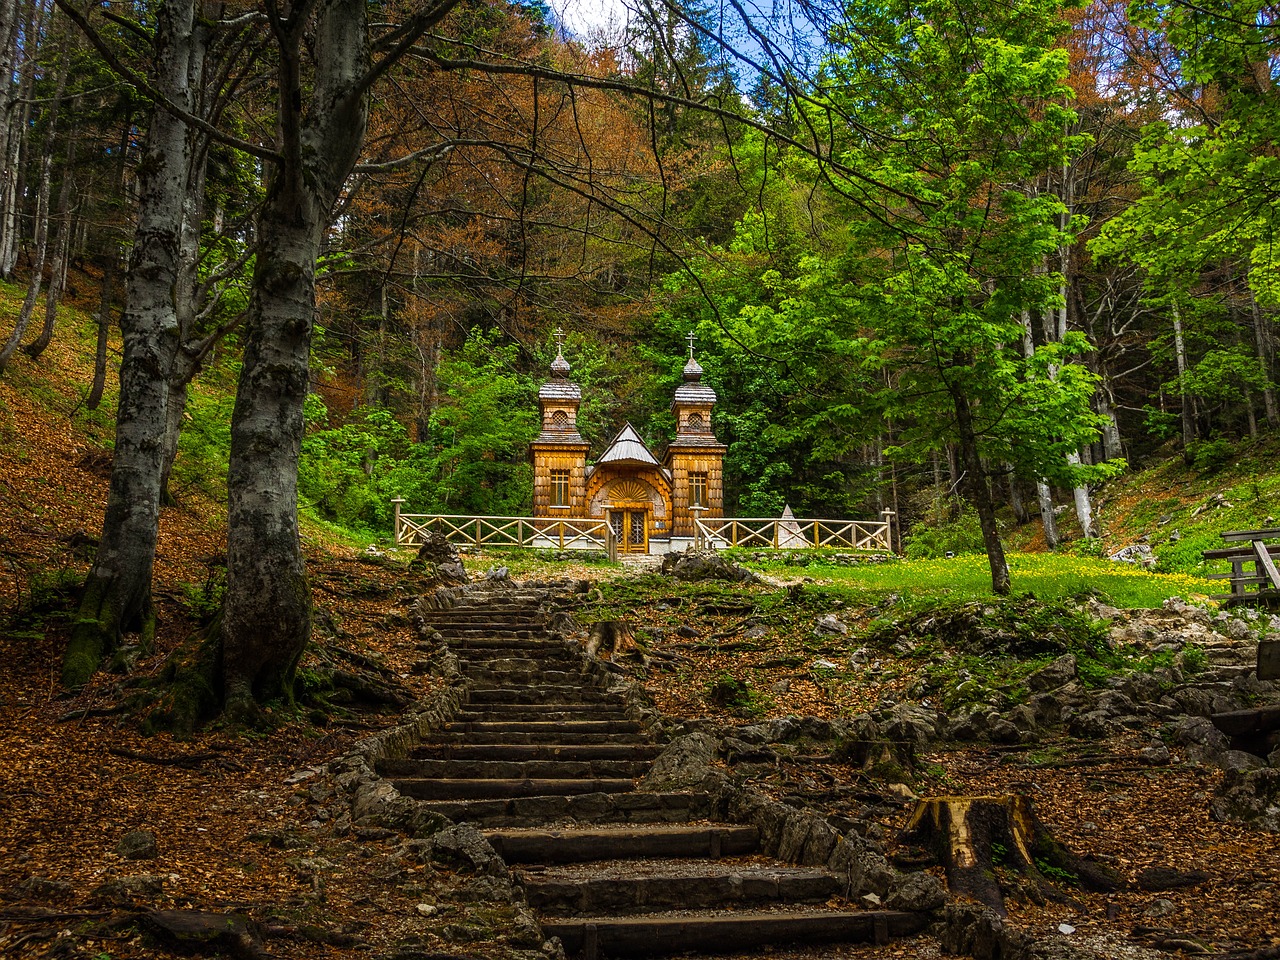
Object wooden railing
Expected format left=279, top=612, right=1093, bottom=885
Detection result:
left=1203, top=527, right=1280, bottom=605
left=693, top=510, right=895, bottom=552
left=392, top=501, right=616, bottom=558
left=391, top=500, right=895, bottom=557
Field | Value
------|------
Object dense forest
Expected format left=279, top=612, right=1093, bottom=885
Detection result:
left=1, top=0, right=1277, bottom=716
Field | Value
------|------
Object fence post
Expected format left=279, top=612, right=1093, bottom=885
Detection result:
left=391, top=498, right=405, bottom=544
left=881, top=509, right=896, bottom=552
left=559, top=522, right=565, bottom=550
left=475, top=518, right=481, bottom=547
left=813, top=521, right=820, bottom=548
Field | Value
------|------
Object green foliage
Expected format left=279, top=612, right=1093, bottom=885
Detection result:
left=298, top=329, right=538, bottom=532
left=904, top=502, right=988, bottom=559
left=172, top=391, right=235, bottom=498
left=1187, top=438, right=1235, bottom=474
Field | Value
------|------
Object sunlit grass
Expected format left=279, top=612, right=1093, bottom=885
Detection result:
left=747, top=551, right=1217, bottom=609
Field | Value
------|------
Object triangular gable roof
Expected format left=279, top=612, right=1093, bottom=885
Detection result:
left=596, top=422, right=662, bottom=468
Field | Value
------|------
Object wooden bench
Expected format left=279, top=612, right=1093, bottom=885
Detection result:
left=1202, top=527, right=1280, bottom=606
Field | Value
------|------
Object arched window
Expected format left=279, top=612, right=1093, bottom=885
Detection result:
left=686, top=412, right=706, bottom=433
left=550, top=410, right=570, bottom=429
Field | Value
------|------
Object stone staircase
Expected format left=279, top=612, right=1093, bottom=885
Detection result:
left=383, top=589, right=925, bottom=958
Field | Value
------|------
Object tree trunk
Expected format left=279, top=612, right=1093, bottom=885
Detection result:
left=1067, top=451, right=1093, bottom=537
left=24, top=137, right=78, bottom=360
left=1172, top=301, right=1196, bottom=464
left=1251, top=294, right=1278, bottom=427
left=220, top=0, right=371, bottom=717
left=86, top=120, right=133, bottom=412
left=64, top=0, right=200, bottom=688
left=0, top=0, right=35, bottom=280
left=1037, top=481, right=1058, bottom=549
left=0, top=0, right=19, bottom=279
left=898, top=795, right=1118, bottom=916
left=953, top=388, right=1009, bottom=595
left=86, top=252, right=116, bottom=410
left=1008, top=469, right=1029, bottom=524
left=0, top=150, right=54, bottom=372
left=1021, top=307, right=1059, bottom=547
left=1096, top=387, right=1123, bottom=462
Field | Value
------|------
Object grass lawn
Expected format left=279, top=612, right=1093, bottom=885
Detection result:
left=744, top=551, right=1218, bottom=609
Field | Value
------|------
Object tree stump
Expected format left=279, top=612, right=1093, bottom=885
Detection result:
left=897, top=795, right=1117, bottom=915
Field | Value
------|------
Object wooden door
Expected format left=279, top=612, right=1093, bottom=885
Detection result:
left=610, top=509, right=648, bottom=553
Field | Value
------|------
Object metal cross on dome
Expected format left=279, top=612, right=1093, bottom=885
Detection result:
left=554, top=326, right=565, bottom=356
left=686, top=329, right=696, bottom=358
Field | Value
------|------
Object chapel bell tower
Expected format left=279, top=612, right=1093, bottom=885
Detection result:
left=530, top=329, right=590, bottom=515
left=664, top=332, right=726, bottom=539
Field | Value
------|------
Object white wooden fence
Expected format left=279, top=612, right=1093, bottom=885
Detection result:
left=392, top=502, right=616, bottom=555
left=693, top=511, right=895, bottom=551
left=392, top=499, right=895, bottom=555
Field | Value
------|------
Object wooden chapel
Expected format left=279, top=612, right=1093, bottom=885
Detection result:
left=530, top=334, right=726, bottom=554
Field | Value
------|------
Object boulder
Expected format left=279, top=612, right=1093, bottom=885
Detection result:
left=660, top=549, right=762, bottom=584
left=640, top=733, right=719, bottom=790
left=1069, top=710, right=1118, bottom=741
left=1168, top=716, right=1231, bottom=765
left=1027, top=655, right=1076, bottom=692
left=409, top=533, right=469, bottom=583
left=1210, top=768, right=1280, bottom=831
left=885, top=870, right=947, bottom=911
left=815, top=614, right=850, bottom=636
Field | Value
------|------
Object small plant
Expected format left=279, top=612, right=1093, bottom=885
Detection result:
left=990, top=841, right=1008, bottom=866
left=1179, top=645, right=1207, bottom=675
left=179, top=564, right=227, bottom=624
left=704, top=670, right=768, bottom=718
left=1035, top=858, right=1079, bottom=886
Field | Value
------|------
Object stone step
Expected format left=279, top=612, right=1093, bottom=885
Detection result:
left=460, top=668, right=588, bottom=685
left=422, top=603, right=545, bottom=613
left=522, top=859, right=842, bottom=914
left=392, top=777, right=636, bottom=801
left=443, top=720, right=642, bottom=734
left=415, top=790, right=712, bottom=827
left=426, top=731, right=651, bottom=746
left=378, top=757, right=651, bottom=780
left=485, top=824, right=759, bottom=864
left=410, top=743, right=664, bottom=762
left=540, top=908, right=928, bottom=956
left=469, top=686, right=615, bottom=705
left=445, top=638, right=569, bottom=651
left=424, top=626, right=543, bottom=637
left=454, top=657, right=582, bottom=672
left=455, top=707, right=632, bottom=723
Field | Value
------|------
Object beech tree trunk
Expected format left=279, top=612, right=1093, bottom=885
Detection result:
left=1008, top=470, right=1029, bottom=524
left=220, top=0, right=373, bottom=715
left=0, top=150, right=54, bottom=373
left=24, top=137, right=78, bottom=360
left=1068, top=451, right=1093, bottom=537
left=86, top=253, right=115, bottom=410
left=64, top=0, right=201, bottom=688
left=1171, top=301, right=1196, bottom=464
left=1037, top=481, right=1058, bottom=548
left=1250, top=294, right=1277, bottom=427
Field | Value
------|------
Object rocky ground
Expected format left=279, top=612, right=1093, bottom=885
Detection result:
left=1, top=541, right=1278, bottom=959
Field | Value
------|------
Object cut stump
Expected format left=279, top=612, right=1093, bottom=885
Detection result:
left=897, top=795, right=1117, bottom=915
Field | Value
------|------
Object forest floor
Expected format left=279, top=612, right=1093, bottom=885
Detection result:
left=1, top=290, right=1278, bottom=959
